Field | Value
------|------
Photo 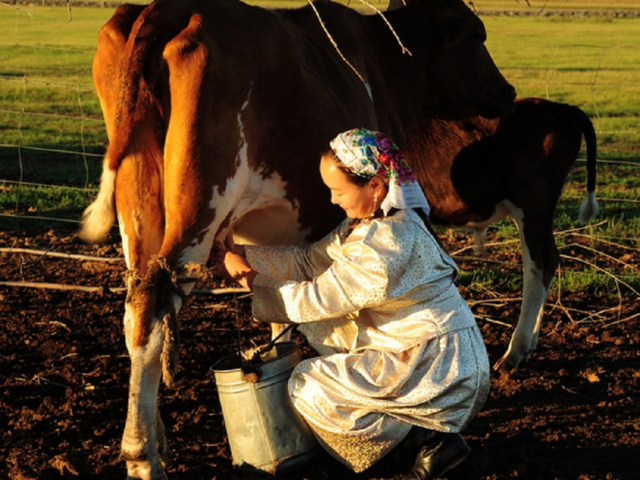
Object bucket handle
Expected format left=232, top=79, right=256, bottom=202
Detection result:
left=241, top=323, right=297, bottom=383
left=255, top=323, right=297, bottom=359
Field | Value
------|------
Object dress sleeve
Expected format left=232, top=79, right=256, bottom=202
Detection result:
left=245, top=228, right=342, bottom=282
left=251, top=221, right=402, bottom=324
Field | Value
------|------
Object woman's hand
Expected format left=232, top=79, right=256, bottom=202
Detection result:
left=210, top=247, right=256, bottom=290
left=222, top=231, right=245, bottom=257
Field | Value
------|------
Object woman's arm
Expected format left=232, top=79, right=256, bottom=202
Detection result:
left=245, top=227, right=342, bottom=282
left=251, top=239, right=389, bottom=324
left=211, top=227, right=340, bottom=290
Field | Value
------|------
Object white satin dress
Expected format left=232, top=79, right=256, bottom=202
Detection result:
left=246, top=209, right=490, bottom=472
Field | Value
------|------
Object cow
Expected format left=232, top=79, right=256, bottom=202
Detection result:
left=79, top=0, right=515, bottom=477
left=399, top=97, right=599, bottom=371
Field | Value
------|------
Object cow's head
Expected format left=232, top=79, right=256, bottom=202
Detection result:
left=386, top=0, right=516, bottom=121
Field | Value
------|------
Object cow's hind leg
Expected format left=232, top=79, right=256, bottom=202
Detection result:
left=494, top=201, right=557, bottom=370
left=121, top=268, right=181, bottom=480
left=121, top=313, right=169, bottom=480
left=114, top=160, right=172, bottom=480
left=156, top=411, right=171, bottom=468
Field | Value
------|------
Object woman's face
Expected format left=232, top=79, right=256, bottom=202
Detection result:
left=320, top=156, right=381, bottom=219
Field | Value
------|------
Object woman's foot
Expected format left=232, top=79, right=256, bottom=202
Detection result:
left=402, top=427, right=449, bottom=452
left=400, top=432, right=470, bottom=480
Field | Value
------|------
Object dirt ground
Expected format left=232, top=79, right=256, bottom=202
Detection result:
left=1, top=229, right=638, bottom=480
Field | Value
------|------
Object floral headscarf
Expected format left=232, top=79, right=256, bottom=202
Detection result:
left=329, top=127, right=430, bottom=216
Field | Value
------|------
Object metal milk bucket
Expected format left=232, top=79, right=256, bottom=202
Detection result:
left=211, top=341, right=319, bottom=476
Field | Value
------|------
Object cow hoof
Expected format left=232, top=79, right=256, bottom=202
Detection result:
left=493, top=353, right=526, bottom=371
left=124, top=459, right=168, bottom=480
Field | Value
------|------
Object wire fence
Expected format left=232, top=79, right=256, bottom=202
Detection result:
left=0, top=2, right=639, bottom=227
left=1, top=2, right=638, bottom=331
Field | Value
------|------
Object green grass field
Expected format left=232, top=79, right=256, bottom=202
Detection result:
left=1, top=0, right=639, bottom=298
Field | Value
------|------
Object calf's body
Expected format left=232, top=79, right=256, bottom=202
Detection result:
left=402, top=97, right=598, bottom=369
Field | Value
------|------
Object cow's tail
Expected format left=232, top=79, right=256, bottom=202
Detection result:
left=573, top=105, right=599, bottom=224
left=79, top=157, right=117, bottom=242
left=79, top=2, right=191, bottom=243
left=109, top=2, right=189, bottom=166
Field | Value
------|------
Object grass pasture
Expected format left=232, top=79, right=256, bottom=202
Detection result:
left=0, top=0, right=639, bottom=302
left=0, top=5, right=109, bottom=228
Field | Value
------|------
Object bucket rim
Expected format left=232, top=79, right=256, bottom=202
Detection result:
left=210, top=341, right=299, bottom=373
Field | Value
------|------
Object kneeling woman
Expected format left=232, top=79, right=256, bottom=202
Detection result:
left=212, top=128, right=490, bottom=480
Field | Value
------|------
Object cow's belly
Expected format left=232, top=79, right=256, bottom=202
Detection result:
left=463, top=201, right=510, bottom=231
left=233, top=203, right=310, bottom=247
left=228, top=170, right=312, bottom=247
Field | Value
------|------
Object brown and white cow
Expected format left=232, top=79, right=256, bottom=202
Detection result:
left=400, top=97, right=598, bottom=371
left=80, top=0, right=514, bottom=477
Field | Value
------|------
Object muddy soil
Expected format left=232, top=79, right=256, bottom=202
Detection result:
left=1, top=230, right=638, bottom=480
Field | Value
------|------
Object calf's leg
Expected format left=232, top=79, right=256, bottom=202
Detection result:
left=494, top=201, right=558, bottom=370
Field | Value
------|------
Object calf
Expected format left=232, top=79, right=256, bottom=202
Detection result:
left=401, top=97, right=598, bottom=370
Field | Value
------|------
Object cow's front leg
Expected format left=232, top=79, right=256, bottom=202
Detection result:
left=121, top=304, right=170, bottom=480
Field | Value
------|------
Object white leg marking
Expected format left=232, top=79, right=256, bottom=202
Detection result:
left=497, top=200, right=549, bottom=369
left=471, top=229, right=487, bottom=257
left=121, top=303, right=167, bottom=480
